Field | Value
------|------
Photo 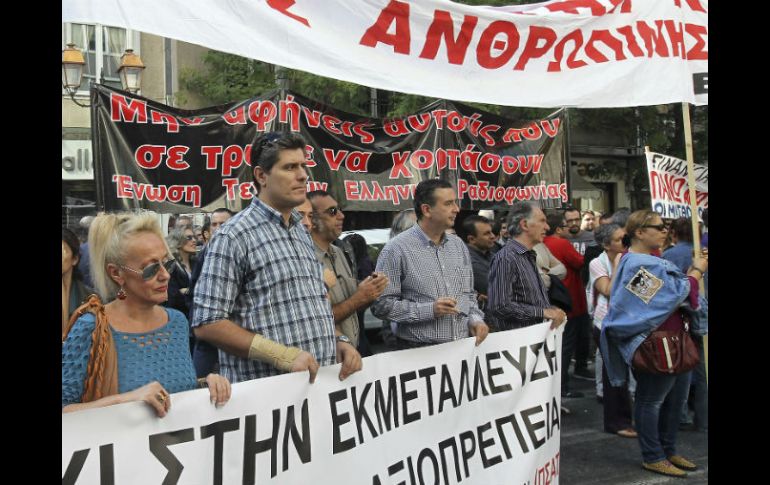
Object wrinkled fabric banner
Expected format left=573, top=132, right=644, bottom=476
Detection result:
left=92, top=85, right=567, bottom=212
left=63, top=324, right=563, bottom=485
left=645, top=151, right=708, bottom=221
left=63, top=0, right=708, bottom=107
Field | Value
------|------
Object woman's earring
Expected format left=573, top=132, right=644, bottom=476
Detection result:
left=116, top=287, right=127, bottom=300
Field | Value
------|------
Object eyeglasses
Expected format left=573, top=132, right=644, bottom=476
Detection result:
left=642, top=224, right=668, bottom=232
left=317, top=207, right=341, bottom=217
left=120, top=259, right=176, bottom=281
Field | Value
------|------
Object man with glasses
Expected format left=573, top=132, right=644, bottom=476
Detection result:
left=307, top=190, right=388, bottom=350
left=192, top=133, right=362, bottom=384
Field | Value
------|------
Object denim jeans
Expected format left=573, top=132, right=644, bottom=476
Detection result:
left=633, top=370, right=691, bottom=463
left=561, top=316, right=579, bottom=392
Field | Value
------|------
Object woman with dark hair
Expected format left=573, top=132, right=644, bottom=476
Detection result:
left=600, top=210, right=707, bottom=478
left=63, top=227, right=93, bottom=338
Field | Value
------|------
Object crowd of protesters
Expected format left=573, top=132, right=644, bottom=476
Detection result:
left=62, top=133, right=707, bottom=479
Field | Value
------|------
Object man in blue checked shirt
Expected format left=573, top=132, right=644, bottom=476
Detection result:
left=192, top=133, right=362, bottom=384
left=372, top=179, right=490, bottom=349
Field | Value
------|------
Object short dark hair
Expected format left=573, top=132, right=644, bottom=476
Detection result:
left=414, top=179, right=453, bottom=220
left=612, top=207, right=631, bottom=228
left=212, top=207, right=234, bottom=217
left=563, top=206, right=580, bottom=217
left=251, top=133, right=307, bottom=191
left=545, top=210, right=564, bottom=236
left=462, top=215, right=491, bottom=242
left=306, top=189, right=330, bottom=202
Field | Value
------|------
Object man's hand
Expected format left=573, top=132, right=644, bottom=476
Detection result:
left=469, top=322, right=490, bottom=346
left=356, top=272, right=389, bottom=303
left=543, top=307, right=567, bottom=329
left=336, top=342, right=363, bottom=381
left=434, top=297, right=459, bottom=316
left=290, top=351, right=320, bottom=383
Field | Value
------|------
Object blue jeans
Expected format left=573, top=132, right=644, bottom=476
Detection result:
left=633, top=370, right=690, bottom=463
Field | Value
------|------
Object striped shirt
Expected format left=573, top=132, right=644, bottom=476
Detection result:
left=192, top=198, right=336, bottom=382
left=371, top=224, right=485, bottom=344
left=487, top=239, right=551, bottom=329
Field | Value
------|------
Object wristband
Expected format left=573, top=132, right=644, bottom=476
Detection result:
left=248, top=334, right=302, bottom=372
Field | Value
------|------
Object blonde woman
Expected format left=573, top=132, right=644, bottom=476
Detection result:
left=62, top=212, right=230, bottom=417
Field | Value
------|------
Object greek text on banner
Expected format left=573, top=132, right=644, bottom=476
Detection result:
left=63, top=324, right=563, bottom=485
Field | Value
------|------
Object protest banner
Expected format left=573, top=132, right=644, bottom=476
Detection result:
left=63, top=0, right=707, bottom=108
left=92, top=85, right=567, bottom=212
left=645, top=151, right=708, bottom=220
left=63, top=323, right=563, bottom=485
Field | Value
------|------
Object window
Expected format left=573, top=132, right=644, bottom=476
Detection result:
left=62, top=23, right=140, bottom=94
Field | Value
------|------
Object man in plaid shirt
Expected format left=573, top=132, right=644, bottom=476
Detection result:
left=192, top=134, right=362, bottom=383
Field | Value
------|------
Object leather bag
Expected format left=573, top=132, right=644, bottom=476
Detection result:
left=632, top=321, right=699, bottom=375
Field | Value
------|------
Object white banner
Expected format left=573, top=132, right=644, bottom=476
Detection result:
left=645, top=151, right=708, bottom=221
left=63, top=324, right=563, bottom=485
left=62, top=0, right=708, bottom=108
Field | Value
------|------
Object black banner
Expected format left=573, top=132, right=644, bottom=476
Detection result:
left=92, top=85, right=567, bottom=212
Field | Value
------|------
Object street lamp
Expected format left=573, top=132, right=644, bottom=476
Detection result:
left=62, top=44, right=146, bottom=106
left=117, top=49, right=145, bottom=94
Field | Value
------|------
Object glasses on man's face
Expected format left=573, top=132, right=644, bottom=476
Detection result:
left=318, top=207, right=341, bottom=217
left=120, top=259, right=176, bottom=281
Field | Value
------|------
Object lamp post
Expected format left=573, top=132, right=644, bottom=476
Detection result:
left=62, top=44, right=146, bottom=106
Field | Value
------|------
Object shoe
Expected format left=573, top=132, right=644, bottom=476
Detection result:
left=561, top=405, right=571, bottom=415
left=642, top=460, right=687, bottom=478
left=563, top=391, right=584, bottom=398
left=573, top=368, right=594, bottom=380
left=616, top=428, right=638, bottom=438
left=668, top=455, right=697, bottom=471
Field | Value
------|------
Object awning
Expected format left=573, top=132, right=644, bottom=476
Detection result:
left=569, top=172, right=603, bottom=200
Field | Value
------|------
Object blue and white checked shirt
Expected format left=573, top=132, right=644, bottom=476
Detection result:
left=371, top=224, right=485, bottom=344
left=192, top=198, right=336, bottom=382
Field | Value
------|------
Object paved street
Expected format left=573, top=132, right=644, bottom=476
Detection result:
left=551, top=366, right=707, bottom=485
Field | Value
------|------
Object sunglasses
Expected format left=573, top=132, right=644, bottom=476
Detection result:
left=641, top=223, right=667, bottom=232
left=317, top=207, right=341, bottom=216
left=120, top=259, right=177, bottom=281
left=184, top=235, right=195, bottom=241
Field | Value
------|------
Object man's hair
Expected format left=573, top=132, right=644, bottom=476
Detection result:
left=212, top=207, right=235, bottom=217
left=506, top=202, right=537, bottom=237
left=594, top=223, right=622, bottom=247
left=250, top=133, right=307, bottom=191
left=414, top=179, right=453, bottom=220
left=563, top=206, right=580, bottom=216
left=306, top=189, right=330, bottom=203
left=462, top=215, right=491, bottom=242
left=545, top=210, right=564, bottom=236
left=599, top=212, right=613, bottom=223
left=581, top=210, right=595, bottom=217
left=670, top=217, right=694, bottom=243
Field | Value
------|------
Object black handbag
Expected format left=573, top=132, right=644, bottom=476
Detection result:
left=547, top=274, right=572, bottom=313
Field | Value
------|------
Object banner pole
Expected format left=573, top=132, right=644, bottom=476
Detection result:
left=563, top=107, right=571, bottom=210
left=681, top=102, right=706, bottom=380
